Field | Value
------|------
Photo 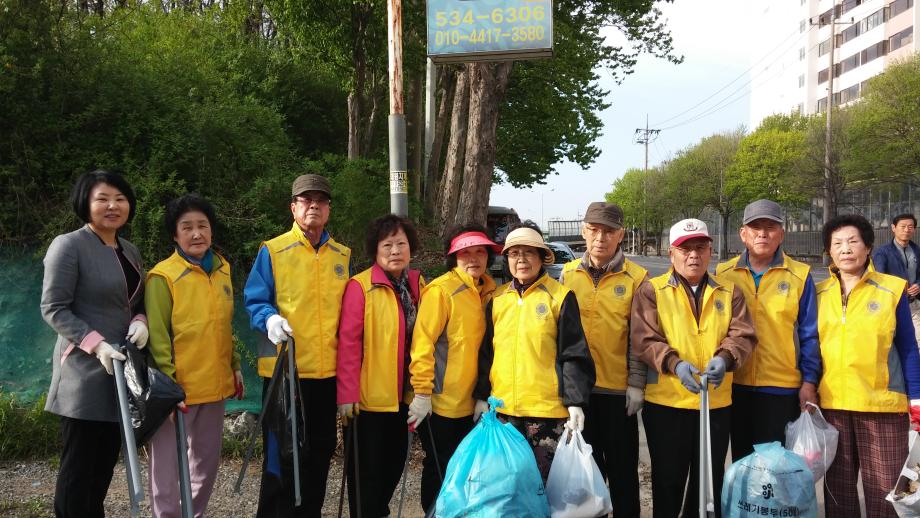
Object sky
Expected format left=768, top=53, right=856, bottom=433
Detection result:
left=489, top=1, right=755, bottom=229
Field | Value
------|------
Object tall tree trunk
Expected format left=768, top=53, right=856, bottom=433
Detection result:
left=454, top=62, right=513, bottom=227
left=361, top=85, right=380, bottom=158
left=424, top=66, right=455, bottom=214
left=347, top=4, right=369, bottom=159
left=436, top=66, right=471, bottom=234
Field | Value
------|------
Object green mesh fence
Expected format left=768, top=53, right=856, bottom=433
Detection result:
left=0, top=248, right=262, bottom=413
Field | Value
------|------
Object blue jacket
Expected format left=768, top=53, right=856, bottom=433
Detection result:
left=873, top=240, right=920, bottom=288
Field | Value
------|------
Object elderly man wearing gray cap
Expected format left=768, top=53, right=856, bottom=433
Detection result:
left=715, top=199, right=820, bottom=461
left=631, top=218, right=756, bottom=518
left=559, top=202, right=648, bottom=518
left=243, top=174, right=352, bottom=517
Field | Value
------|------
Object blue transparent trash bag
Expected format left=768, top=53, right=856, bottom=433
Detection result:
left=721, top=441, right=817, bottom=518
left=435, top=397, right=550, bottom=518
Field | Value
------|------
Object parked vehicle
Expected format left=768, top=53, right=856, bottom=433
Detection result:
left=545, top=242, right=577, bottom=280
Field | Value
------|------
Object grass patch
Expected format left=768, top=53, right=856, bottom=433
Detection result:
left=0, top=497, right=53, bottom=517
left=0, top=392, right=59, bottom=460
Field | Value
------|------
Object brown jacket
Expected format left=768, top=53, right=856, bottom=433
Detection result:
left=630, top=271, right=756, bottom=375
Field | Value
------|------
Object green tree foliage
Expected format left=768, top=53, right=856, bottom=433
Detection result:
left=0, top=0, right=359, bottom=272
left=496, top=0, right=682, bottom=187
left=846, top=53, right=920, bottom=184
left=729, top=114, right=816, bottom=207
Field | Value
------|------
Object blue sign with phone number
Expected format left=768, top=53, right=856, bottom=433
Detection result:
left=426, top=0, right=553, bottom=63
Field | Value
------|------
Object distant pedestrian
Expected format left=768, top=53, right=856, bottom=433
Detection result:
left=716, top=199, right=821, bottom=461
left=873, top=213, right=920, bottom=349
left=559, top=202, right=648, bottom=518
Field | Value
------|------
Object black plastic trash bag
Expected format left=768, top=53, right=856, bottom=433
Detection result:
left=121, top=341, right=186, bottom=446
left=263, top=347, right=307, bottom=464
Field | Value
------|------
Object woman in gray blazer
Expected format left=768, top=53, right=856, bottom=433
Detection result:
left=40, top=170, right=148, bottom=518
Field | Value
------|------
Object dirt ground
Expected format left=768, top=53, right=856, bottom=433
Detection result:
left=0, top=442, right=654, bottom=518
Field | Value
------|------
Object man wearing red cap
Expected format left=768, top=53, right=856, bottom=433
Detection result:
left=407, top=224, right=502, bottom=512
left=559, top=201, right=648, bottom=518
left=631, top=218, right=756, bottom=518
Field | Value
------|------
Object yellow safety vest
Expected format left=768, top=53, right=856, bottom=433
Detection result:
left=410, top=268, right=496, bottom=417
left=259, top=224, right=351, bottom=378
left=561, top=257, right=647, bottom=391
left=352, top=267, right=424, bottom=412
left=817, top=269, right=909, bottom=412
left=645, top=271, right=735, bottom=410
left=147, top=251, right=235, bottom=405
left=716, top=253, right=810, bottom=388
left=489, top=275, right=571, bottom=419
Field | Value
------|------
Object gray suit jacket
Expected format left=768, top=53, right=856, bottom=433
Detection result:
left=41, top=225, right=145, bottom=422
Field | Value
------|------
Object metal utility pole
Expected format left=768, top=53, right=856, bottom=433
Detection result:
left=422, top=58, right=436, bottom=201
left=823, top=5, right=837, bottom=226
left=388, top=0, right=408, bottom=216
left=635, top=115, right=660, bottom=256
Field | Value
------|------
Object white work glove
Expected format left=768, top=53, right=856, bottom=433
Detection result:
left=625, top=386, right=645, bottom=416
left=266, top=314, right=293, bottom=345
left=407, top=394, right=432, bottom=429
left=94, top=341, right=126, bottom=376
left=565, top=406, right=585, bottom=432
left=338, top=403, right=359, bottom=420
left=473, top=399, right=489, bottom=422
left=126, top=320, right=149, bottom=349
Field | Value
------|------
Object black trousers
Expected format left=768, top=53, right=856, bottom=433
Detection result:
left=256, top=377, right=337, bottom=518
left=345, top=405, right=410, bottom=518
left=418, top=413, right=474, bottom=513
left=54, top=416, right=122, bottom=518
left=582, top=393, right=640, bottom=518
left=730, top=389, right=800, bottom=461
left=642, top=402, right=731, bottom=518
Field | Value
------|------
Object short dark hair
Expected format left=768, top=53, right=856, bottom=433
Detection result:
left=822, top=214, right=875, bottom=254
left=506, top=219, right=551, bottom=262
left=365, top=214, right=420, bottom=260
left=443, top=223, right=495, bottom=269
left=164, top=194, right=217, bottom=237
left=70, top=169, right=137, bottom=224
left=892, top=213, right=917, bottom=227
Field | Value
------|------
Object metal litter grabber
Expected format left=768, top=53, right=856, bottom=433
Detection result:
left=337, top=415, right=362, bottom=518
left=396, top=424, right=416, bottom=518
left=285, top=337, right=302, bottom=507
left=113, top=355, right=144, bottom=517
left=698, top=374, right=716, bottom=518
left=422, top=420, right=443, bottom=518
left=175, top=409, right=194, bottom=518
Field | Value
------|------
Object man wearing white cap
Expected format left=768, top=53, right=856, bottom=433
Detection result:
left=631, top=218, right=756, bottom=518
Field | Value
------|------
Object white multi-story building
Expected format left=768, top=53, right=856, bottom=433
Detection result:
left=750, top=0, right=916, bottom=128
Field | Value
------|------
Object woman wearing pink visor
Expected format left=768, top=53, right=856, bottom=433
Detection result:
left=407, top=224, right=501, bottom=513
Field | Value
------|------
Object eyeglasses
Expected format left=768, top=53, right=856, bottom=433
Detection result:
left=295, top=195, right=330, bottom=206
left=507, top=249, right=540, bottom=261
left=672, top=243, right=710, bottom=255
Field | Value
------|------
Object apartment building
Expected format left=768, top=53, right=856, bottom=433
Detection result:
left=749, top=0, right=917, bottom=127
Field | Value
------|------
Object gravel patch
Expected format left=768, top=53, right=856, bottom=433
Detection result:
left=0, top=419, right=654, bottom=518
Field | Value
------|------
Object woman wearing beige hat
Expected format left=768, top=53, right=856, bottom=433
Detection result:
left=473, top=222, right=596, bottom=481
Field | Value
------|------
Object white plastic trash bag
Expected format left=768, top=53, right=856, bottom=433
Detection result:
left=784, top=402, right=839, bottom=482
left=545, top=428, right=612, bottom=518
left=887, top=431, right=920, bottom=517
